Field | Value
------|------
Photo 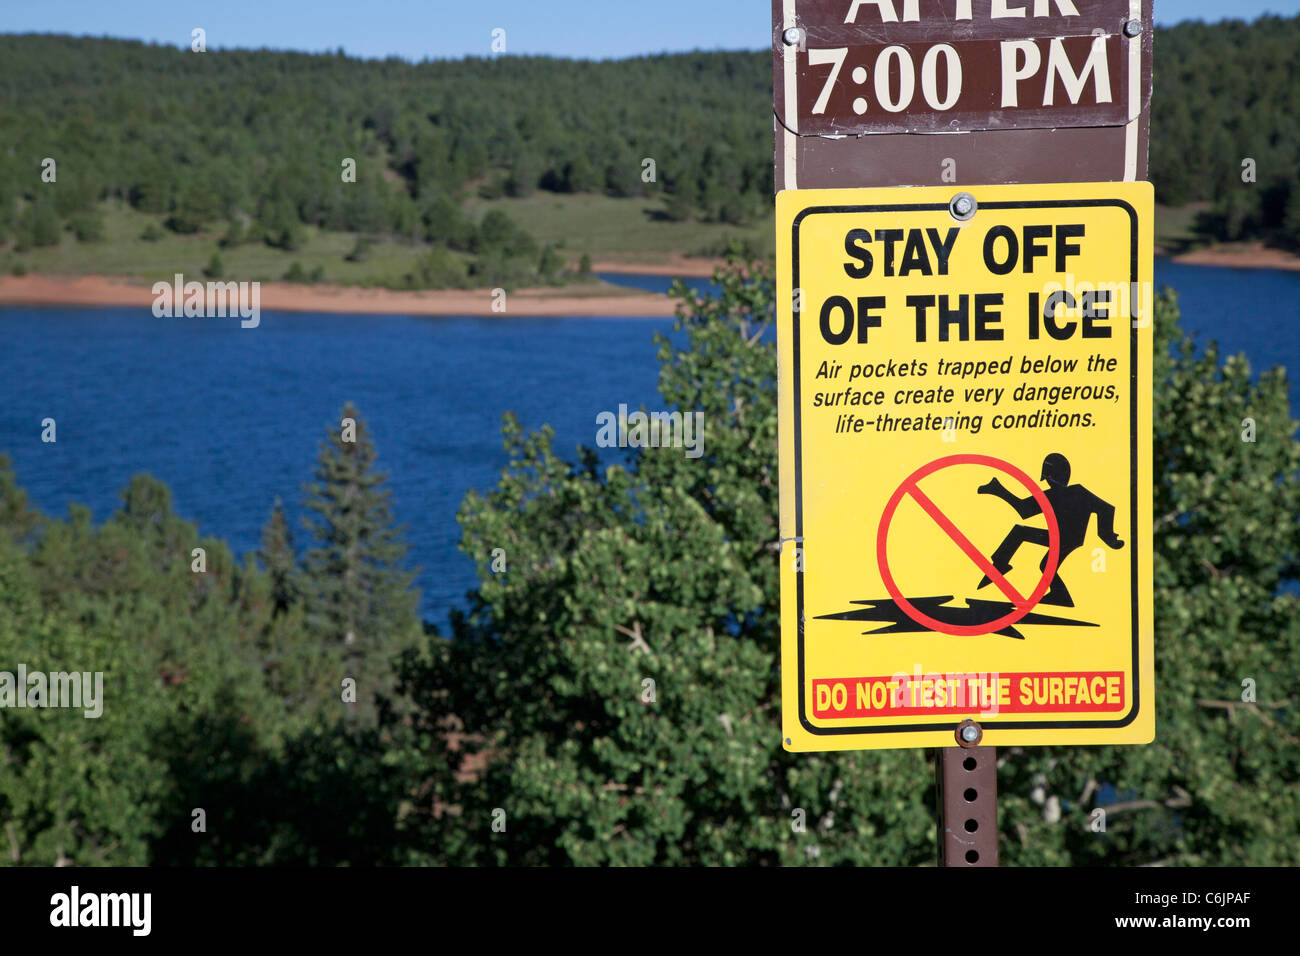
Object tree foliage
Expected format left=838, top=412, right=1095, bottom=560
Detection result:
left=387, top=258, right=1300, bottom=866
left=0, top=406, right=416, bottom=866
left=302, top=404, right=420, bottom=717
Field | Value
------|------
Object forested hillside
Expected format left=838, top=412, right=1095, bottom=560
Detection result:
left=1148, top=16, right=1300, bottom=246
left=0, top=14, right=1296, bottom=287
left=0, top=38, right=772, bottom=285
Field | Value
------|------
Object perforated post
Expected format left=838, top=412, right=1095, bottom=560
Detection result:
left=936, top=721, right=998, bottom=867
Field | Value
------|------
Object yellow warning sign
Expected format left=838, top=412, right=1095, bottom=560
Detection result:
left=777, top=182, right=1154, bottom=751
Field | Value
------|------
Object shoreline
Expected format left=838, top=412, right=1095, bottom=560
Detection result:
left=1, top=242, right=1296, bottom=316
left=0, top=274, right=680, bottom=318
left=1164, top=241, right=1300, bottom=272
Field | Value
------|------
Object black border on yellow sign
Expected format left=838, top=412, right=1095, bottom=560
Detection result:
left=792, top=198, right=1141, bottom=737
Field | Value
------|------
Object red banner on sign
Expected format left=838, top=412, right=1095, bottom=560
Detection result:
left=812, top=671, right=1126, bottom=718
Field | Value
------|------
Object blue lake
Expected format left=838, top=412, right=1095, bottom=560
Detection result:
left=1, top=259, right=1296, bottom=628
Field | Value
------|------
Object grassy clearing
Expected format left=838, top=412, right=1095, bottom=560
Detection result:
left=2, top=201, right=438, bottom=286
left=3, top=195, right=1212, bottom=282
left=465, top=193, right=775, bottom=264
left=4, top=194, right=776, bottom=284
left=1154, top=202, right=1209, bottom=251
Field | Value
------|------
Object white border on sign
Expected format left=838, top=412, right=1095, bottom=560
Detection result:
left=783, top=0, right=799, bottom=190
left=1123, top=0, right=1141, bottom=182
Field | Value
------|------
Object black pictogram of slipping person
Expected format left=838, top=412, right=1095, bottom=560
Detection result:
left=976, top=452, right=1123, bottom=607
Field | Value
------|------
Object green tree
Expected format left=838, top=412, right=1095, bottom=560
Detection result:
left=0, top=453, right=408, bottom=866
left=260, top=497, right=298, bottom=616
left=0, top=535, right=170, bottom=865
left=259, top=197, right=304, bottom=251
left=661, top=187, right=696, bottom=223
left=537, top=244, right=565, bottom=281
left=17, top=196, right=62, bottom=249
left=421, top=194, right=477, bottom=250
left=68, top=208, right=105, bottom=242
left=474, top=210, right=533, bottom=258
left=4, top=473, right=304, bottom=866
left=560, top=155, right=598, bottom=193
left=405, top=246, right=466, bottom=289
left=1281, top=188, right=1300, bottom=250
left=218, top=219, right=248, bottom=248
left=341, top=179, right=388, bottom=233
left=0, top=455, right=42, bottom=546
left=505, top=154, right=540, bottom=198
left=302, top=404, right=419, bottom=718
left=167, top=184, right=222, bottom=234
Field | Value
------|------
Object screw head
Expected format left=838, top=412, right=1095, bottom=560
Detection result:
left=783, top=27, right=803, bottom=46
left=961, top=725, right=980, bottom=743
left=949, top=192, right=976, bottom=221
left=1123, top=19, right=1142, bottom=38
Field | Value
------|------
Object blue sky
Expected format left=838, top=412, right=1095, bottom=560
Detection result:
left=3, top=0, right=1298, bottom=60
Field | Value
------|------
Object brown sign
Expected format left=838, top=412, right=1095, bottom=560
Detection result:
left=777, top=0, right=1150, bottom=136
left=772, top=0, right=1154, bottom=189
left=774, top=0, right=1144, bottom=136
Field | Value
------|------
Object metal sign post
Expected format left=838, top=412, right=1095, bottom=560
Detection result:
left=938, top=721, right=997, bottom=866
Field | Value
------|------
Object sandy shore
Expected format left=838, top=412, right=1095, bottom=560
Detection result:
left=0, top=274, right=680, bottom=317
left=2, top=242, right=1295, bottom=317
left=1168, top=241, right=1300, bottom=272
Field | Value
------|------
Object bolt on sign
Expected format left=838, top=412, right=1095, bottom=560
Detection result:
left=772, top=0, right=1154, bottom=189
left=777, top=181, right=1154, bottom=751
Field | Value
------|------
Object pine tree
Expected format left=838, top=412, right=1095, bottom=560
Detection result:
left=259, top=496, right=297, bottom=615
left=301, top=403, right=418, bottom=715
left=0, top=454, right=42, bottom=546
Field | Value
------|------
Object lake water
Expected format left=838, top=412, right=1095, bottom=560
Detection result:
left=2, top=259, right=1296, bottom=627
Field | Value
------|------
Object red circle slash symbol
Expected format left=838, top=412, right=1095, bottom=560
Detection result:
left=875, top=454, right=1060, bottom=636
